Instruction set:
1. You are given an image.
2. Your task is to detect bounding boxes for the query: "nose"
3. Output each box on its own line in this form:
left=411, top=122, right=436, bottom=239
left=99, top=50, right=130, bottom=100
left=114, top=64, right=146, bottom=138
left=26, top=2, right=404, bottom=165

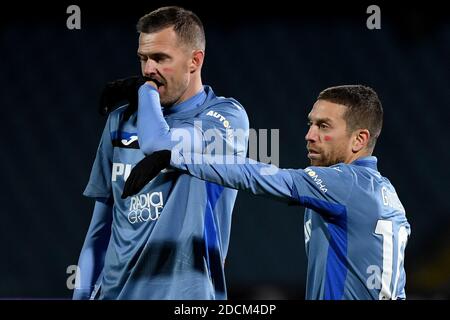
left=143, top=59, right=158, bottom=77
left=305, top=125, right=317, bottom=143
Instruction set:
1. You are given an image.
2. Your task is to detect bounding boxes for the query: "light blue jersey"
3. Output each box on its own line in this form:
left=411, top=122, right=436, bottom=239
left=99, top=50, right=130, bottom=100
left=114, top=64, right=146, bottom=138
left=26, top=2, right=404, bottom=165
left=171, top=153, right=411, bottom=300
left=82, top=86, right=249, bottom=299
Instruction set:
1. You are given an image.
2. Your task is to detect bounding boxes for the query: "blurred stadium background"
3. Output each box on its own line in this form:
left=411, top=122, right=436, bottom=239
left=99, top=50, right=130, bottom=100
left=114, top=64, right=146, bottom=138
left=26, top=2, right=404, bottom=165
left=0, top=1, right=449, bottom=299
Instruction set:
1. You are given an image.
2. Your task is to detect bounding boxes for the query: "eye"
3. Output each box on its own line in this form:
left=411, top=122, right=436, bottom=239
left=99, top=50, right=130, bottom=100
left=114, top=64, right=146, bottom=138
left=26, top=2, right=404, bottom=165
left=319, top=123, right=329, bottom=129
left=151, top=54, right=171, bottom=63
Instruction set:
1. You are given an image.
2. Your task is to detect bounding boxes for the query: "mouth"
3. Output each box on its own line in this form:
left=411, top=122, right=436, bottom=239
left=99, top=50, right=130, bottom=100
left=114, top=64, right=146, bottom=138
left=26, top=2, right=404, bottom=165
left=144, top=77, right=165, bottom=89
left=307, top=149, right=321, bottom=159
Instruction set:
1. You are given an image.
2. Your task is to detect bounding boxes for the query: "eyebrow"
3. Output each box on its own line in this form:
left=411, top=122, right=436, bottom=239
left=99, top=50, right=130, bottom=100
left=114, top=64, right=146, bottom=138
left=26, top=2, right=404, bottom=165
left=307, top=116, right=334, bottom=124
left=137, top=52, right=171, bottom=59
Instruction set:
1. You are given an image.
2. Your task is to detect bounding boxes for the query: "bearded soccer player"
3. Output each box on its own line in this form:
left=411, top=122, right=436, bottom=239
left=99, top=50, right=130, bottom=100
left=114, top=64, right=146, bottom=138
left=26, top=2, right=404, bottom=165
left=123, top=85, right=411, bottom=300
left=74, top=6, right=249, bottom=299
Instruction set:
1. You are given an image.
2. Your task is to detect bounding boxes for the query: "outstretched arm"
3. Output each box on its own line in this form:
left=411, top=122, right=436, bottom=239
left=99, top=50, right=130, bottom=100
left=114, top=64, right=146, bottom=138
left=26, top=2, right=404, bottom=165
left=171, top=152, right=297, bottom=202
left=121, top=150, right=297, bottom=202
left=123, top=150, right=354, bottom=222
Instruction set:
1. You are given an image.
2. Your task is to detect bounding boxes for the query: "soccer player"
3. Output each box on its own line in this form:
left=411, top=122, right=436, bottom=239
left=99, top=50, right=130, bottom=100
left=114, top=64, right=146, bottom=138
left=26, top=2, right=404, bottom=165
left=74, top=6, right=249, bottom=299
left=123, top=85, right=411, bottom=300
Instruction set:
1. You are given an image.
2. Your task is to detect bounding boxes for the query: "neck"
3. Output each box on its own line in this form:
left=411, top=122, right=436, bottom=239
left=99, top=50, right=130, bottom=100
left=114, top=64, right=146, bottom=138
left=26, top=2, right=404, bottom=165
left=346, top=149, right=372, bottom=164
left=177, top=74, right=203, bottom=105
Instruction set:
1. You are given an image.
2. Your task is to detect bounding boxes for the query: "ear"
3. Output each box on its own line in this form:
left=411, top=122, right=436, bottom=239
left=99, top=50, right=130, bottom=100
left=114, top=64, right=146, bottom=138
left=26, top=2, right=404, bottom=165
left=189, top=50, right=205, bottom=73
left=352, top=129, right=370, bottom=153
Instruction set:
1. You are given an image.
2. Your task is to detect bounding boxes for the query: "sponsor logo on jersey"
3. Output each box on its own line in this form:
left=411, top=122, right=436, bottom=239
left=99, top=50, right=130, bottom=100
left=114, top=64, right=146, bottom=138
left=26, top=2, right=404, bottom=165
left=206, top=110, right=231, bottom=129
left=111, top=163, right=165, bottom=223
left=121, top=135, right=138, bottom=146
left=304, top=168, right=328, bottom=193
left=111, top=131, right=140, bottom=149
left=205, top=110, right=235, bottom=142
left=128, top=191, right=164, bottom=224
left=112, top=163, right=132, bottom=182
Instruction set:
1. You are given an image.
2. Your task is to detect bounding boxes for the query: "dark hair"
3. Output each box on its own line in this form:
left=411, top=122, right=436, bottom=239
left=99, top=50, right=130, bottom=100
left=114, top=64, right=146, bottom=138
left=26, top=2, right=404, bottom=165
left=136, top=6, right=205, bottom=51
left=317, top=85, right=383, bottom=150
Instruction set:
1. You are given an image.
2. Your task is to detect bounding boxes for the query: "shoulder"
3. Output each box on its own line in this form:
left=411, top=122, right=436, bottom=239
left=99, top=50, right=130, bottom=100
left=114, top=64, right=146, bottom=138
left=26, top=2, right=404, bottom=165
left=302, top=163, right=353, bottom=179
left=204, top=97, right=247, bottom=117
left=106, top=104, right=129, bottom=129
left=203, top=86, right=247, bottom=115
left=109, top=104, right=128, bottom=119
left=289, top=164, right=355, bottom=191
left=199, top=93, right=249, bottom=130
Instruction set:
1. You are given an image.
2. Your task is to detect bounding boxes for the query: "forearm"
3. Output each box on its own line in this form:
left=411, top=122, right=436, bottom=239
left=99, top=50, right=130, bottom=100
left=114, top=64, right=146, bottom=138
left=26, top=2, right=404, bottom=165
left=73, top=199, right=112, bottom=300
left=170, top=151, right=295, bottom=200
left=137, top=84, right=174, bottom=154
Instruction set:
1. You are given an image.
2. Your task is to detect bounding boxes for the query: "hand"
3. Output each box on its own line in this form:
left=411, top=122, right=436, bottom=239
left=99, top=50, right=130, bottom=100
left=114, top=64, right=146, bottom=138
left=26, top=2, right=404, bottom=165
left=121, top=150, right=172, bottom=198
left=98, top=75, right=148, bottom=119
left=146, top=80, right=158, bottom=90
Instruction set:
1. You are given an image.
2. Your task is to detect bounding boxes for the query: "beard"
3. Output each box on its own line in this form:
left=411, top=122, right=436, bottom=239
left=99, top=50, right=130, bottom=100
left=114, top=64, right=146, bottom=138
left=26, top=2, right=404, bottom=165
left=160, top=98, right=177, bottom=108
left=159, top=80, right=189, bottom=108
left=309, top=151, right=347, bottom=167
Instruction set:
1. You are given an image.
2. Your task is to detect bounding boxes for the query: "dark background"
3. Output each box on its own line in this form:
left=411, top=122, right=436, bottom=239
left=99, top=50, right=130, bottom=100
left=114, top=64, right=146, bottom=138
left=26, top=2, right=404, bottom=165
left=0, top=0, right=449, bottom=299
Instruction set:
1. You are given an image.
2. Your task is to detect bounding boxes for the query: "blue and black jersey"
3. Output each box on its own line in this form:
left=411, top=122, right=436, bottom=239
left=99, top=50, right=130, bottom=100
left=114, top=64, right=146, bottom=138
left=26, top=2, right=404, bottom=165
left=82, top=86, right=249, bottom=299
left=171, top=153, right=411, bottom=300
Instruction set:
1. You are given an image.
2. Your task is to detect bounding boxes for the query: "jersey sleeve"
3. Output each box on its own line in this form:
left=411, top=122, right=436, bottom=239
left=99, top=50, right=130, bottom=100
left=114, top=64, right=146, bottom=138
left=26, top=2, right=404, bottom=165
left=289, top=165, right=355, bottom=220
left=73, top=199, right=112, bottom=300
left=137, top=84, right=249, bottom=157
left=137, top=84, right=173, bottom=155
left=172, top=100, right=249, bottom=159
left=83, top=114, right=114, bottom=199
left=171, top=152, right=297, bottom=203
left=171, top=152, right=355, bottom=215
left=196, top=100, right=249, bottom=157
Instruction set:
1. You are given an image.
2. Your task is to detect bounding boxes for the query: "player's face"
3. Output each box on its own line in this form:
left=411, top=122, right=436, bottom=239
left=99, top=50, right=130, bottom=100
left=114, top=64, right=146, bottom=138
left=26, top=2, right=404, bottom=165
left=305, top=100, right=354, bottom=167
left=138, top=27, right=194, bottom=107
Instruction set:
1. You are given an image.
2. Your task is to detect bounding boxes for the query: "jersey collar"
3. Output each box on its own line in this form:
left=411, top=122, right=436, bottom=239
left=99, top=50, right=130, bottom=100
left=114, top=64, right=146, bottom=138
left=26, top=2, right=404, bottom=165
left=351, top=156, right=378, bottom=171
left=163, top=87, right=208, bottom=116
left=164, top=86, right=218, bottom=120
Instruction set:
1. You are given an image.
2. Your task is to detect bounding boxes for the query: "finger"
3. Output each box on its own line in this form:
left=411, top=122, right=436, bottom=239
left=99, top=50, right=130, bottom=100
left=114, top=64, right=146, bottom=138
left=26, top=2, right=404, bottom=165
left=146, top=80, right=158, bottom=89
